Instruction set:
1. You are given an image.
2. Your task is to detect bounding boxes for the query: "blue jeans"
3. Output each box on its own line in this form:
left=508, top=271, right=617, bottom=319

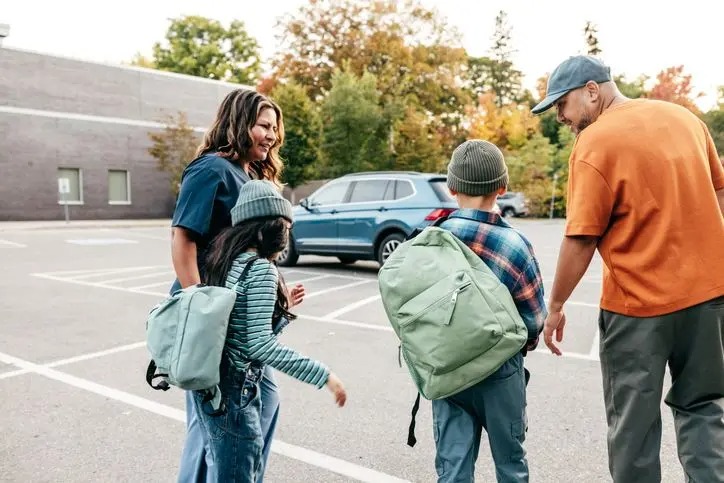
left=432, top=353, right=528, bottom=483
left=177, top=366, right=280, bottom=483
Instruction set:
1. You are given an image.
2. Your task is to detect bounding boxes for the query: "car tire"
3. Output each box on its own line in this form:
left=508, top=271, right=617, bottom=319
left=377, top=232, right=405, bottom=266
left=277, top=238, right=299, bottom=267
left=338, top=257, right=357, bottom=265
left=502, top=207, right=516, bottom=218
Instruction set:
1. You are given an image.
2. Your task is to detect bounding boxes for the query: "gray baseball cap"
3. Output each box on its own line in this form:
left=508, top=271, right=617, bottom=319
left=532, top=55, right=612, bottom=114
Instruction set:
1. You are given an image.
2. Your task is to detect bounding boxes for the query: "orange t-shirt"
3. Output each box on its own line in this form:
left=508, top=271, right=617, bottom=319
left=566, top=99, right=724, bottom=317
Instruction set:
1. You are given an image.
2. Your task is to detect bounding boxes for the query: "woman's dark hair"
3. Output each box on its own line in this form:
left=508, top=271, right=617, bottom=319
left=196, top=89, right=285, bottom=189
left=204, top=217, right=295, bottom=327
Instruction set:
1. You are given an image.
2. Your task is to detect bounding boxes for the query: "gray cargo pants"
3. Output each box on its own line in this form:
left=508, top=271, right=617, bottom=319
left=599, top=295, right=724, bottom=483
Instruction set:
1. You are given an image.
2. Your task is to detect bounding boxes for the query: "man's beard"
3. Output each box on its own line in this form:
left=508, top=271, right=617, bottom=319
left=573, top=111, right=594, bottom=135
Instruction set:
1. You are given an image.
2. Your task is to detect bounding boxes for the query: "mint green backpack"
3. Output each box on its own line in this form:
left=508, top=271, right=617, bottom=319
left=378, top=225, right=527, bottom=444
left=145, top=257, right=259, bottom=414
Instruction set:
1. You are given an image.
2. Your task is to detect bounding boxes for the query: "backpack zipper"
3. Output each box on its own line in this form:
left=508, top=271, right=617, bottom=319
left=399, top=280, right=471, bottom=327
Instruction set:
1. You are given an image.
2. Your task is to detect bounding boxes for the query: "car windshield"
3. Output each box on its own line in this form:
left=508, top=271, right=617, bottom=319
left=429, top=179, right=455, bottom=202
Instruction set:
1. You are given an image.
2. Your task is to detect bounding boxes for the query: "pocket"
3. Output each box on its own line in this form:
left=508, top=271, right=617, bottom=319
left=398, top=271, right=503, bottom=376
left=221, top=382, right=262, bottom=440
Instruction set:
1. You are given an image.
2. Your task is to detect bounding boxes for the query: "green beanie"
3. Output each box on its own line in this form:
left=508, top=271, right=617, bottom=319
left=231, top=180, right=293, bottom=226
left=446, top=140, right=508, bottom=196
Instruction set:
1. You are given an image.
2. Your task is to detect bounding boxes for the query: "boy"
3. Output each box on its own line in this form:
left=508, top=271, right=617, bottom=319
left=434, top=139, right=546, bottom=482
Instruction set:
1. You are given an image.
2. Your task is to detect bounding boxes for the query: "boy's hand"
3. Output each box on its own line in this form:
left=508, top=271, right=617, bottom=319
left=543, top=309, right=566, bottom=356
left=288, top=284, right=305, bottom=308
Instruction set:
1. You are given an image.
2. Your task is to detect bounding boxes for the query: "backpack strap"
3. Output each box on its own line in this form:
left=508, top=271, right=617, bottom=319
left=232, top=255, right=260, bottom=287
left=407, top=393, right=422, bottom=447
left=405, top=215, right=450, bottom=241
left=145, top=360, right=170, bottom=391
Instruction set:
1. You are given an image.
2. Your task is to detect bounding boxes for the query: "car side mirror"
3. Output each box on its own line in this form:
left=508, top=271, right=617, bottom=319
left=300, top=198, right=311, bottom=211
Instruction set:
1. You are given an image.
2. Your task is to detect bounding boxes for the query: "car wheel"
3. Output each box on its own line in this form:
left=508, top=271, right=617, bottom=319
left=377, top=232, right=404, bottom=266
left=277, top=238, right=299, bottom=267
left=502, top=207, right=516, bottom=218
left=338, top=257, right=357, bottom=265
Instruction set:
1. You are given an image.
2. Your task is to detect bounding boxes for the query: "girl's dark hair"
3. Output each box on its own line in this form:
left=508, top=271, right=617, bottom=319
left=204, top=217, right=295, bottom=327
left=196, top=89, right=285, bottom=189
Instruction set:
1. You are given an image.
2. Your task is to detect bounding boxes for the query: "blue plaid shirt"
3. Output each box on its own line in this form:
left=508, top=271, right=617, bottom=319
left=440, top=209, right=547, bottom=346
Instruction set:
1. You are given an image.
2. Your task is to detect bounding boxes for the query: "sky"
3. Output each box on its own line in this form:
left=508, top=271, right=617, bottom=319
left=3, top=0, right=723, bottom=110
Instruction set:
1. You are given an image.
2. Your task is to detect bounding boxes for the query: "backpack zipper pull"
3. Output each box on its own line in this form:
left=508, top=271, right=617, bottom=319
left=444, top=288, right=460, bottom=325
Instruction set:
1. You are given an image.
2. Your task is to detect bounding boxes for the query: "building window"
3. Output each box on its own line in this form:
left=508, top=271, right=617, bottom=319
left=108, top=169, right=131, bottom=204
left=57, top=168, right=83, bottom=204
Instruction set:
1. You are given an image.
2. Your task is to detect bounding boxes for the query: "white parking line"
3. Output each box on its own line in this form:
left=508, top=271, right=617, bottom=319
left=298, top=314, right=394, bottom=333
left=323, top=295, right=382, bottom=319
left=589, top=331, right=600, bottom=358
left=129, top=280, right=174, bottom=291
left=284, top=274, right=330, bottom=285
left=0, top=239, right=27, bottom=247
left=98, top=270, right=174, bottom=285
left=66, top=266, right=167, bottom=280
left=304, top=280, right=377, bottom=299
left=46, top=342, right=147, bottom=368
left=0, top=368, right=31, bottom=380
left=280, top=268, right=374, bottom=282
left=0, top=350, right=410, bottom=483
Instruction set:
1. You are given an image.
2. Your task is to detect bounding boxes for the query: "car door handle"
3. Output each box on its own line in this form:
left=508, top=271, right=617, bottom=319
left=330, top=209, right=338, bottom=214
left=379, top=206, right=387, bottom=212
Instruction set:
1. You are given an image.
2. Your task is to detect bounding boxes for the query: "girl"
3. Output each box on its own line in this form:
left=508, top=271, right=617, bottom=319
left=196, top=179, right=347, bottom=482
left=171, top=89, right=299, bottom=482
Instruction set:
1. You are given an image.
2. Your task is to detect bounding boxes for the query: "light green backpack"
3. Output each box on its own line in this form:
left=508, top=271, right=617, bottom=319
left=378, top=225, right=527, bottom=444
left=145, top=256, right=259, bottom=414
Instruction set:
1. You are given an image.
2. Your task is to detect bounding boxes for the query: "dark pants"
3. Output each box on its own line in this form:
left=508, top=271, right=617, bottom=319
left=599, top=296, right=724, bottom=483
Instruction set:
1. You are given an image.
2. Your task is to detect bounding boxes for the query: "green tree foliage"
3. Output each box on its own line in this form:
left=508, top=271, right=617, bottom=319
left=151, top=15, right=261, bottom=84
left=269, top=82, right=322, bottom=198
left=319, top=68, right=387, bottom=178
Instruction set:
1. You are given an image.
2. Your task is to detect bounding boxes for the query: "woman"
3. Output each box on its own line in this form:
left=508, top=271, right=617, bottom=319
left=170, top=89, right=295, bottom=482
left=195, top=180, right=346, bottom=482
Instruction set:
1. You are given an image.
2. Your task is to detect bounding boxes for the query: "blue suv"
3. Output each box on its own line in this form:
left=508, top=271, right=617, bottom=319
left=278, top=171, right=458, bottom=266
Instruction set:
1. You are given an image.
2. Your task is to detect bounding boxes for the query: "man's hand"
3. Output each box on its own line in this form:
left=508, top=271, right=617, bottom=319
left=288, top=284, right=305, bottom=308
left=543, top=308, right=566, bottom=356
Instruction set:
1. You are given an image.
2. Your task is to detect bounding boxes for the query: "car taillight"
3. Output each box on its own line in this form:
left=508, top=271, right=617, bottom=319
left=425, top=208, right=456, bottom=221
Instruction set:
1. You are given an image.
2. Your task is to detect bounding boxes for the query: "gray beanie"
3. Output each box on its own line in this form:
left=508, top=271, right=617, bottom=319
left=231, top=180, right=293, bottom=226
left=446, top=140, right=508, bottom=196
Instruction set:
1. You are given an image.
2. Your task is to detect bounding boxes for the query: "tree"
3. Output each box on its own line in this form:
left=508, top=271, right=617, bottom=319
left=151, top=15, right=261, bottom=84
left=390, top=107, right=446, bottom=172
left=487, top=11, right=523, bottom=107
left=583, top=21, right=602, bottom=56
left=272, top=0, right=470, bottom=157
left=702, top=86, right=724, bottom=156
left=505, top=134, right=557, bottom=216
left=269, top=82, right=322, bottom=201
left=648, top=65, right=703, bottom=114
left=147, top=112, right=200, bottom=196
left=467, top=93, right=539, bottom=151
left=615, top=74, right=649, bottom=99
left=319, top=68, right=387, bottom=178
left=129, top=52, right=154, bottom=68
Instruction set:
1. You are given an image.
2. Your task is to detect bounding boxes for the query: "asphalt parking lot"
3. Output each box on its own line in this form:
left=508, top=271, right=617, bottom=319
left=0, top=220, right=685, bottom=482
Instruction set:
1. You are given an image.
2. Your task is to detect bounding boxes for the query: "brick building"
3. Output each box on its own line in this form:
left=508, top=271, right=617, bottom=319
left=0, top=46, right=249, bottom=221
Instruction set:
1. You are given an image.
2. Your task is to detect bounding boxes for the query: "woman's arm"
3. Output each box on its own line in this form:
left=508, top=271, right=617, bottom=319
left=171, top=227, right=201, bottom=288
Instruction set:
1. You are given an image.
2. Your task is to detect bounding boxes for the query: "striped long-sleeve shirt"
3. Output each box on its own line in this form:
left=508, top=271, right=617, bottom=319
left=224, top=251, right=329, bottom=388
left=440, top=209, right=547, bottom=346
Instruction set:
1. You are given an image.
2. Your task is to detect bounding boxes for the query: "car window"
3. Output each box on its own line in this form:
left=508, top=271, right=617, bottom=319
left=429, top=180, right=454, bottom=202
left=348, top=179, right=389, bottom=203
left=311, top=181, right=350, bottom=205
left=393, top=180, right=414, bottom=199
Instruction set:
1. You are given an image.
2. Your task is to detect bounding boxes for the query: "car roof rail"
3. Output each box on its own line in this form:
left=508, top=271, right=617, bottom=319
left=341, top=171, right=423, bottom=177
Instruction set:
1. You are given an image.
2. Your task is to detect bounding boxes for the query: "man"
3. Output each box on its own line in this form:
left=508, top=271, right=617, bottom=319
left=532, top=55, right=724, bottom=483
